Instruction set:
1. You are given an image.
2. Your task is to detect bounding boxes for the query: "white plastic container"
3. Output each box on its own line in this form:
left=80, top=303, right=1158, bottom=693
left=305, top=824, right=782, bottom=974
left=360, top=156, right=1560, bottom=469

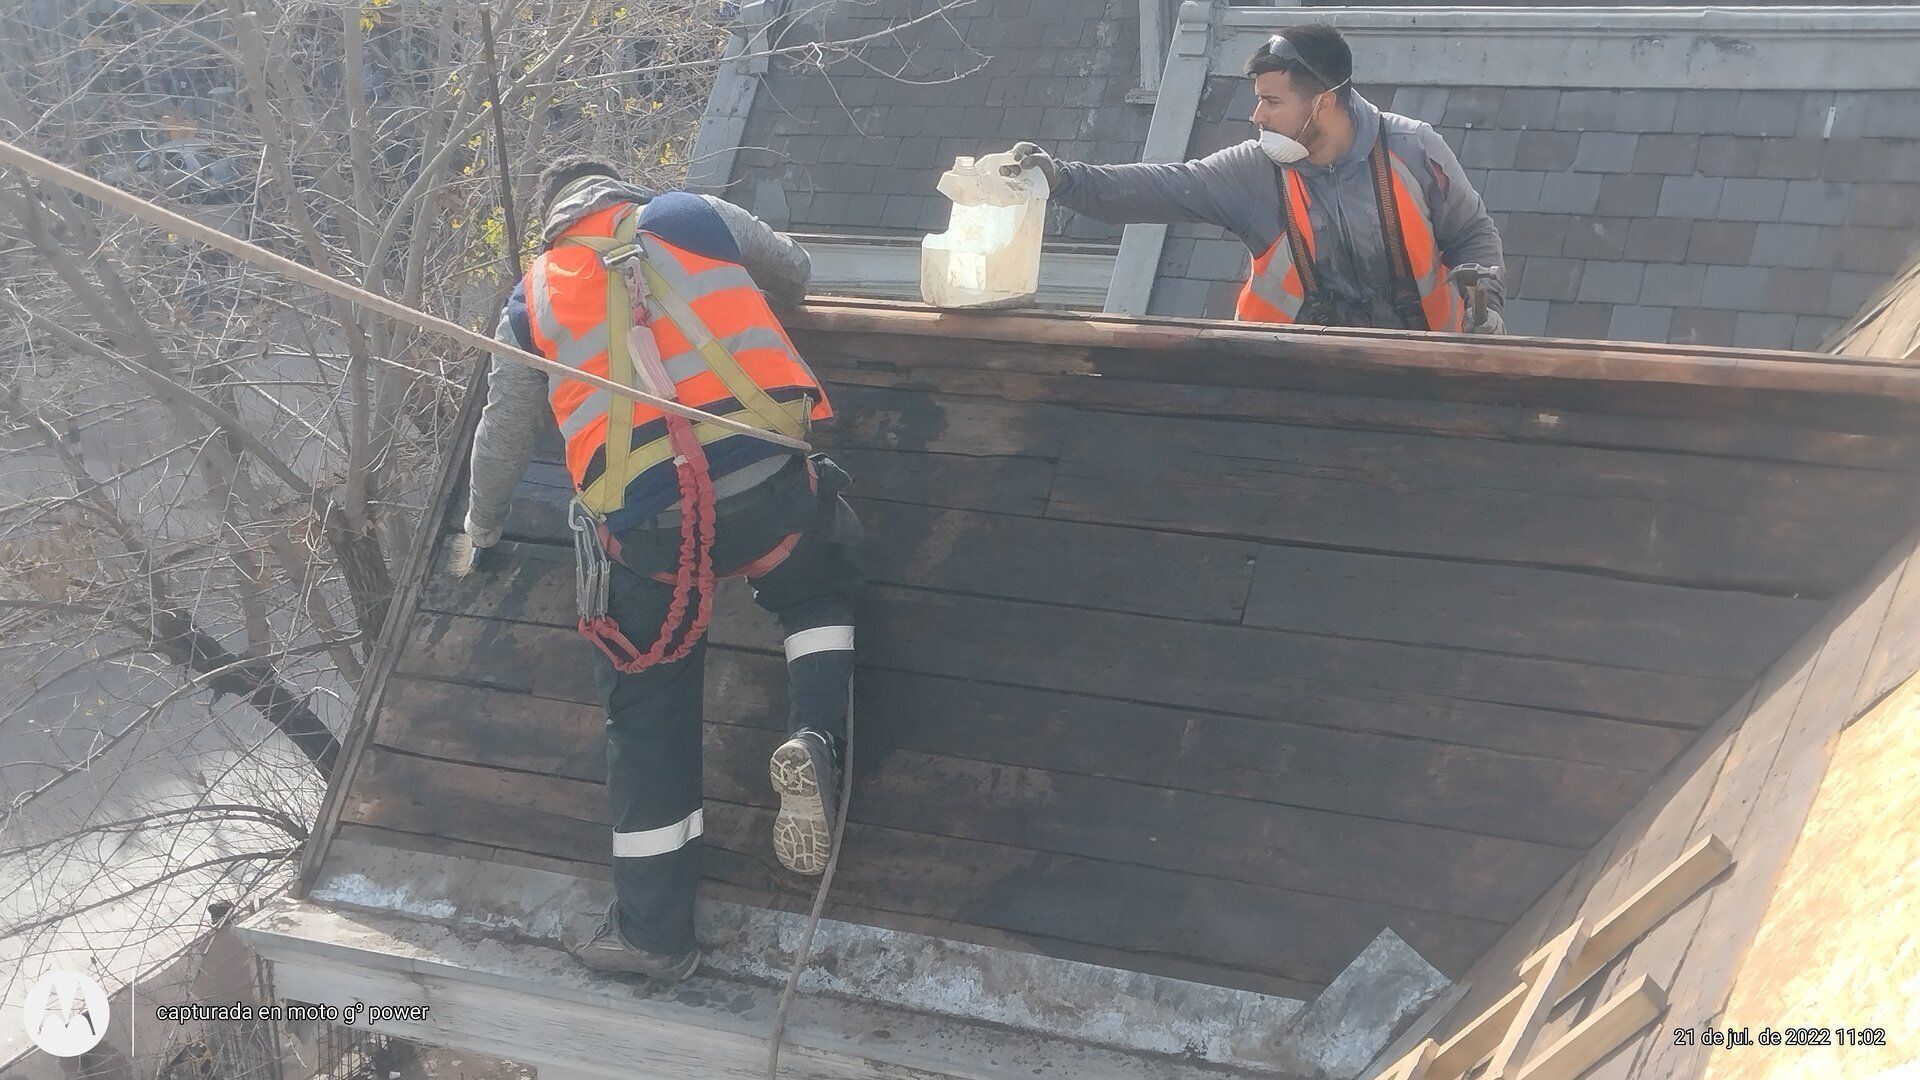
left=920, top=151, right=1050, bottom=309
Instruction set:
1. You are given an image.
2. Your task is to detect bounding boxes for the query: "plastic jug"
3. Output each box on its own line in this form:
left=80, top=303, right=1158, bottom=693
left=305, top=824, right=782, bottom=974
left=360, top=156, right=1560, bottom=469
left=920, top=151, right=1050, bottom=309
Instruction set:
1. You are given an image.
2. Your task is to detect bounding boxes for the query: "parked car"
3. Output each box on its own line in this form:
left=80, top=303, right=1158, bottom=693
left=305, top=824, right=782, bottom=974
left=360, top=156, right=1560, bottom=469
left=109, top=136, right=251, bottom=204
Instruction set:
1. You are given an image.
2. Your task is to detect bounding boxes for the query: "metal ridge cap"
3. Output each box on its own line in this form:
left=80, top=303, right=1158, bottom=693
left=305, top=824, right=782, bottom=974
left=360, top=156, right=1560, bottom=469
left=1220, top=6, right=1920, bottom=32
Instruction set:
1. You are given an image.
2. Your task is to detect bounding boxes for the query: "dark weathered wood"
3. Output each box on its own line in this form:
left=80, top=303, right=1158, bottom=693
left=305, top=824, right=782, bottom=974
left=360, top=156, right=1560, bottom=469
left=811, top=362, right=1920, bottom=472
left=331, top=820, right=1323, bottom=999
left=414, top=568, right=1743, bottom=728
left=1242, top=546, right=1822, bottom=678
left=1042, top=406, right=1911, bottom=596
left=372, top=674, right=1579, bottom=920
left=308, top=297, right=1920, bottom=1015
left=783, top=299, right=1920, bottom=403
left=343, top=746, right=1507, bottom=988
left=474, top=490, right=1263, bottom=625
left=297, top=353, right=493, bottom=896
left=393, top=619, right=1663, bottom=847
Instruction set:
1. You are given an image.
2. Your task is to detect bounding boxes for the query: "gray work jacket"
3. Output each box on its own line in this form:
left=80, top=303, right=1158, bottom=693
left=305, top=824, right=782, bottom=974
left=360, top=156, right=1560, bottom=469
left=1052, top=92, right=1506, bottom=327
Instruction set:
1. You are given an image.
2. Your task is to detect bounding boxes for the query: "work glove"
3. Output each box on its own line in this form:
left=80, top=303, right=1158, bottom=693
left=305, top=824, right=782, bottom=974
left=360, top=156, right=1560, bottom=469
left=1002, top=141, right=1060, bottom=187
left=1465, top=308, right=1506, bottom=336
left=450, top=513, right=503, bottom=578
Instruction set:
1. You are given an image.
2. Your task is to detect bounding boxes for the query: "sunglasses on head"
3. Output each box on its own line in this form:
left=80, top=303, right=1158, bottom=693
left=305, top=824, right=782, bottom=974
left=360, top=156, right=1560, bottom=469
left=1260, top=35, right=1346, bottom=95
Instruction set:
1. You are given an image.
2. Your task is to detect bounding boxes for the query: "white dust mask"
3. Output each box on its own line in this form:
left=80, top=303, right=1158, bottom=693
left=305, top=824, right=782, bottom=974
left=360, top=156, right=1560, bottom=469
left=1256, top=82, right=1347, bottom=165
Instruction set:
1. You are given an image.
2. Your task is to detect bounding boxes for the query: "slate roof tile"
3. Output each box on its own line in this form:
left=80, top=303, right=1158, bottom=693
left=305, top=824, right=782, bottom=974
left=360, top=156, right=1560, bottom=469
left=1763, top=268, right=1835, bottom=317
left=1562, top=216, right=1632, bottom=261
left=1820, top=140, right=1920, bottom=183
left=1670, top=307, right=1738, bottom=346
left=1632, top=134, right=1700, bottom=176
left=1848, top=184, right=1920, bottom=228
left=1484, top=171, right=1548, bottom=213
left=1719, top=178, right=1789, bottom=222
left=1831, top=270, right=1889, bottom=317
left=1595, top=174, right=1662, bottom=218
left=1615, top=91, right=1681, bottom=133
left=1695, top=136, right=1766, bottom=178
left=1673, top=90, right=1742, bottom=134
left=1497, top=89, right=1561, bottom=130
left=1520, top=257, right=1584, bottom=302
left=1641, top=264, right=1708, bottom=308
left=1514, top=130, right=1581, bottom=171
left=1573, top=132, right=1640, bottom=173
left=1834, top=226, right=1920, bottom=275
left=1658, top=176, right=1724, bottom=219
left=1780, top=180, right=1852, bottom=225
left=1546, top=301, right=1613, bottom=338
left=1608, top=305, right=1675, bottom=342
left=1689, top=221, right=1758, bottom=265
left=1752, top=223, right=1824, bottom=269
left=1555, top=90, right=1621, bottom=131
left=1627, top=217, right=1693, bottom=264
left=1755, top=137, right=1826, bottom=181
left=1189, top=239, right=1249, bottom=281
left=1735, top=311, right=1799, bottom=348
left=1503, top=298, right=1551, bottom=336
left=1702, top=265, right=1771, bottom=310
left=1503, top=212, right=1570, bottom=257
left=1860, top=91, right=1920, bottom=137
left=1794, top=315, right=1844, bottom=351
left=1576, top=260, right=1647, bottom=304
left=1733, top=92, right=1804, bottom=137
left=1537, top=172, right=1603, bottom=215
left=1444, top=87, right=1507, bottom=128
left=1459, top=129, right=1521, bottom=170
left=1393, top=87, right=1450, bottom=125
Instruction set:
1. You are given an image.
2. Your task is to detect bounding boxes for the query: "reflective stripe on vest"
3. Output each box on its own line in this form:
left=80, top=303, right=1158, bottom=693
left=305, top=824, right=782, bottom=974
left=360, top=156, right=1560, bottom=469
left=524, top=202, right=831, bottom=514
left=1235, top=151, right=1464, bottom=331
left=1237, top=170, right=1316, bottom=323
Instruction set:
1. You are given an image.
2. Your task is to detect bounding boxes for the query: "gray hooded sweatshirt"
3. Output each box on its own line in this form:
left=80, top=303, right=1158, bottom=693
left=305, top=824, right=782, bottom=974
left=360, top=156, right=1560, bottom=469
left=464, top=177, right=812, bottom=546
left=1052, top=91, right=1505, bottom=327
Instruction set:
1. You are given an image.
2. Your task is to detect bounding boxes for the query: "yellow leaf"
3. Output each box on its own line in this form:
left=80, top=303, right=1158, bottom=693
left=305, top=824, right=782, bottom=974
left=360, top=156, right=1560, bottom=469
left=360, top=15, right=374, bottom=31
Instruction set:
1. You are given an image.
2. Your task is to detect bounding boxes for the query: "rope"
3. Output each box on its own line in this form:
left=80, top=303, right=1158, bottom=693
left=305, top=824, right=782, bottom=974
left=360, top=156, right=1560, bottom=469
left=0, top=135, right=809, bottom=454
left=578, top=420, right=719, bottom=672
left=765, top=675, right=855, bottom=1080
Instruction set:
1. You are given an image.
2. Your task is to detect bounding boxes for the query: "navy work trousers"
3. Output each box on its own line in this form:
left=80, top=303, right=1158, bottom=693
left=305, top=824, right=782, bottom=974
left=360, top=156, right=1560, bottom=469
left=590, top=453, right=864, bottom=956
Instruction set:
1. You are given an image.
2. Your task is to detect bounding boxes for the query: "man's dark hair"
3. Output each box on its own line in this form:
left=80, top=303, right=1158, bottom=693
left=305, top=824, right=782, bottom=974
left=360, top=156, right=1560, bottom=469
left=1245, top=24, right=1353, bottom=102
left=534, top=154, right=623, bottom=219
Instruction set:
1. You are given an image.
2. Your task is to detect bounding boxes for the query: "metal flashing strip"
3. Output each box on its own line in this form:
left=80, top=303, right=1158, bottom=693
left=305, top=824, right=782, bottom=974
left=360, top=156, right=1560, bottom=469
left=294, top=837, right=1311, bottom=1073
left=239, top=895, right=1303, bottom=1080
left=799, top=236, right=1118, bottom=308
left=1108, top=0, right=1219, bottom=315
left=1215, top=7, right=1920, bottom=90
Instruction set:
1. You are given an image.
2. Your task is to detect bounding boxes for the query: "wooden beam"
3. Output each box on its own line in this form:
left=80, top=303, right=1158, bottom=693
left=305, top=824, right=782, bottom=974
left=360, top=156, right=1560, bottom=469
left=684, top=0, right=771, bottom=195
left=1106, top=1, right=1214, bottom=315
left=1430, top=982, right=1528, bottom=1078
left=1375, top=1038, right=1437, bottom=1080
left=1518, top=835, right=1734, bottom=1003
left=1488, top=921, right=1588, bottom=1079
left=781, top=298, right=1920, bottom=402
left=1513, top=975, right=1666, bottom=1080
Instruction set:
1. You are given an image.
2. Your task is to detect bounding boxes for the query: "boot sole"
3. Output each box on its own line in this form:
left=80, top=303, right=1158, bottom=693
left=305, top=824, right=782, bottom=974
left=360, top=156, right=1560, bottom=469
left=567, top=941, right=702, bottom=983
left=770, top=740, right=832, bottom=875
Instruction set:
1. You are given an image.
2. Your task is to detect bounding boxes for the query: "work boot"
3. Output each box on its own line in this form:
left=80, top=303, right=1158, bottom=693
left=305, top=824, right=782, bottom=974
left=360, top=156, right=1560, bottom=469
left=769, top=729, right=843, bottom=875
left=565, top=904, right=701, bottom=982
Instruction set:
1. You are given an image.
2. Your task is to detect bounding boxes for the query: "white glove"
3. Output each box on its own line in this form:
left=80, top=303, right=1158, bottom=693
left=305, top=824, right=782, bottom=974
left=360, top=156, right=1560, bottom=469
left=462, top=511, right=503, bottom=550
left=1466, top=308, right=1506, bottom=336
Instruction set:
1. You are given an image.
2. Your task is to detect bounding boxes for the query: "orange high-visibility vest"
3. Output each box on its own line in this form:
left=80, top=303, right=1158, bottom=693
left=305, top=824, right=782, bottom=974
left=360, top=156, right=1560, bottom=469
left=524, top=201, right=831, bottom=514
left=1236, top=146, right=1465, bottom=332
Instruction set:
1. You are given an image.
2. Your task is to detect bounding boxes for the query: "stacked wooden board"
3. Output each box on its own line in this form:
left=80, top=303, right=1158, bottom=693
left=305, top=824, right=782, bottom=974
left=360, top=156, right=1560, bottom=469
left=304, top=300, right=1920, bottom=1000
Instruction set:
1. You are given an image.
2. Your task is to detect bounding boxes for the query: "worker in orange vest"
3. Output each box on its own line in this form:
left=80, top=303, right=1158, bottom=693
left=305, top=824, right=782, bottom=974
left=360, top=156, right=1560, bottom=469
left=1006, top=24, right=1506, bottom=332
left=461, top=156, right=863, bottom=982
